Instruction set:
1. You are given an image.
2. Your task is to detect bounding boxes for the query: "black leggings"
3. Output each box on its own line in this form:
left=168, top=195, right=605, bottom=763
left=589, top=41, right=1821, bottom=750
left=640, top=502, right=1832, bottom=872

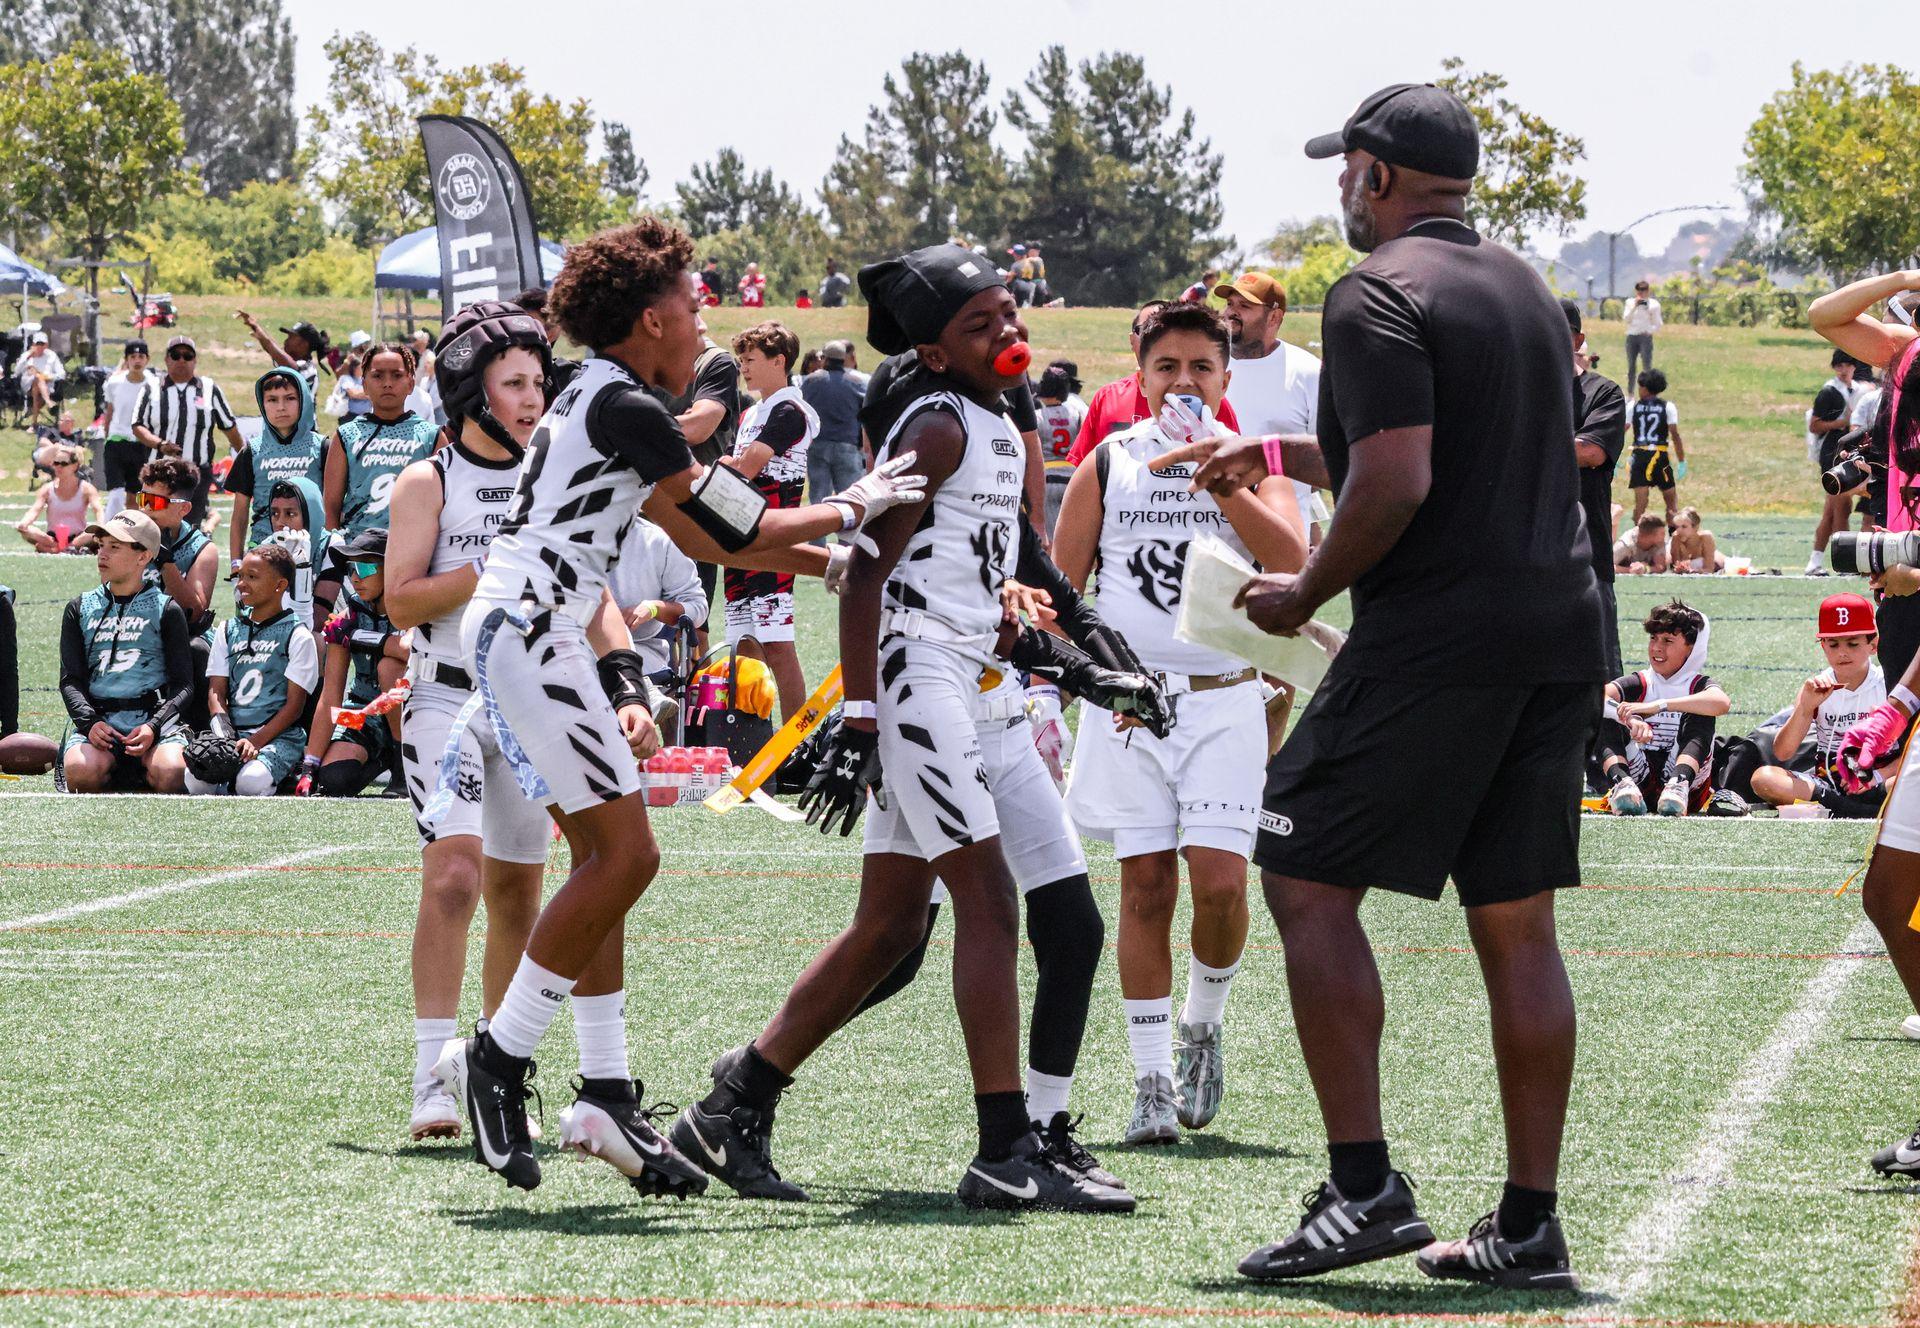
left=1598, top=712, right=1715, bottom=791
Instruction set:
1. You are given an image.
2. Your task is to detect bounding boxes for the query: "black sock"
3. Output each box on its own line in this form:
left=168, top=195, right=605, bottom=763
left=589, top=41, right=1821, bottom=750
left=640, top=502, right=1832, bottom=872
left=1497, top=1182, right=1557, bottom=1239
left=1024, top=875, right=1103, bottom=1079
left=473, top=1029, right=528, bottom=1076
left=579, top=1075, right=635, bottom=1101
left=975, top=1090, right=1031, bottom=1162
left=705, top=1043, right=791, bottom=1114
left=1328, top=1140, right=1391, bottom=1198
left=847, top=904, right=940, bottom=1021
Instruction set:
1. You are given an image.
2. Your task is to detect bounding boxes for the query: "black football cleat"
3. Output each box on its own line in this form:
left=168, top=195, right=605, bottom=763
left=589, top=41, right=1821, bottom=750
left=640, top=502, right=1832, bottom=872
left=957, top=1131, right=1134, bottom=1213
left=1037, top=1111, right=1128, bottom=1192
left=1872, top=1124, right=1920, bottom=1178
left=670, top=1095, right=808, bottom=1201
left=1238, top=1172, right=1433, bottom=1280
left=432, top=1033, right=541, bottom=1191
left=1416, top=1209, right=1580, bottom=1291
left=557, top=1079, right=708, bottom=1199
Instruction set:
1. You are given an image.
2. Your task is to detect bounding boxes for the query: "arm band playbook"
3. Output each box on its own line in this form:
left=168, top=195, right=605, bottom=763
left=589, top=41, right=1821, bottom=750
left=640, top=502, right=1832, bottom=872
left=678, top=462, right=767, bottom=553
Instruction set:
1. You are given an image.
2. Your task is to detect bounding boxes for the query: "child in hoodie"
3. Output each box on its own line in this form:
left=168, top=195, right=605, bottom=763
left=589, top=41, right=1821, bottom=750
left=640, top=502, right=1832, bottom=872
left=262, top=478, right=330, bottom=629
left=1597, top=600, right=1732, bottom=816
left=228, top=367, right=324, bottom=572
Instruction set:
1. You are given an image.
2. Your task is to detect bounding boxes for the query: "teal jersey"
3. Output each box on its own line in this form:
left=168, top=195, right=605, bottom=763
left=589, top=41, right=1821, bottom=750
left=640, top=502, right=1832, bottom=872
left=148, top=522, right=215, bottom=635
left=76, top=583, right=172, bottom=704
left=337, top=413, right=440, bottom=535
left=219, top=609, right=314, bottom=732
left=337, top=590, right=393, bottom=706
left=239, top=432, right=325, bottom=546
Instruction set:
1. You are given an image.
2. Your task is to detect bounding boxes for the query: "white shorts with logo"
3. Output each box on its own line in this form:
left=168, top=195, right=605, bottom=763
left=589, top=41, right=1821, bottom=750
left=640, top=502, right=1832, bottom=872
left=462, top=599, right=643, bottom=816
left=867, top=636, right=1004, bottom=860
left=1877, top=733, right=1920, bottom=855
left=724, top=590, right=796, bottom=645
left=866, top=681, right=1087, bottom=901
left=1067, top=679, right=1264, bottom=860
left=400, top=675, right=553, bottom=863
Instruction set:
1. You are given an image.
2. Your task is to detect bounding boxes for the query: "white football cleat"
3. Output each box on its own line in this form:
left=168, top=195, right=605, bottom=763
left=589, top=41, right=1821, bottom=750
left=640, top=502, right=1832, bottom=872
left=1900, top=1015, right=1920, bottom=1041
left=410, top=1082, right=461, bottom=1141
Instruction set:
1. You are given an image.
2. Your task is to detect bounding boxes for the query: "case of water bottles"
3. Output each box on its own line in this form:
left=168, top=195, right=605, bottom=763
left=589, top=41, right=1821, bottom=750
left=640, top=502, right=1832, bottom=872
left=641, top=745, right=737, bottom=807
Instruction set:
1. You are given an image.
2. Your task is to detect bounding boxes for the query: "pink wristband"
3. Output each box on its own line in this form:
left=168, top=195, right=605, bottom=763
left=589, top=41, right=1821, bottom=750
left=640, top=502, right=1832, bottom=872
left=1260, top=434, right=1286, bottom=479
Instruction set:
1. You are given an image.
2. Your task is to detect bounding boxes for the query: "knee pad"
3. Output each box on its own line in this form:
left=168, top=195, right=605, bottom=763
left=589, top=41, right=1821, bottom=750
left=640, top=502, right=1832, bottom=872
left=234, top=760, right=277, bottom=797
left=315, top=758, right=369, bottom=798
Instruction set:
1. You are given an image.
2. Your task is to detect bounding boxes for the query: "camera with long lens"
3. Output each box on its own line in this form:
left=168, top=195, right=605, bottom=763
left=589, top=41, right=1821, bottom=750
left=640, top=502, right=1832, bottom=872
left=1828, top=529, right=1920, bottom=576
left=1822, top=427, right=1874, bottom=495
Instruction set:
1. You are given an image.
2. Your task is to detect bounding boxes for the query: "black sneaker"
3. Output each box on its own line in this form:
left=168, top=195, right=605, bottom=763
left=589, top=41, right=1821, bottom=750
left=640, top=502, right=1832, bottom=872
left=1703, top=788, right=1750, bottom=817
left=1238, top=1172, right=1433, bottom=1280
left=1416, top=1209, right=1580, bottom=1291
left=557, top=1079, right=708, bottom=1199
left=670, top=1097, right=808, bottom=1201
left=432, top=1033, right=541, bottom=1191
left=709, top=1046, right=774, bottom=1144
left=957, top=1130, right=1135, bottom=1213
left=1038, top=1111, right=1128, bottom=1191
left=1872, top=1124, right=1920, bottom=1178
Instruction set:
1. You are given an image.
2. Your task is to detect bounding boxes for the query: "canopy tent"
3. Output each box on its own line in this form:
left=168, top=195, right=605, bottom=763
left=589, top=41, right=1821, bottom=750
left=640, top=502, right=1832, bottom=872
left=0, top=243, right=66, bottom=298
left=375, top=226, right=564, bottom=293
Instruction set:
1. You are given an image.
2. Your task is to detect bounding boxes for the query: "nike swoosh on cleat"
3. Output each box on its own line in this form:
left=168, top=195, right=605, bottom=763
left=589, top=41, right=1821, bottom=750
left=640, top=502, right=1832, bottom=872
left=690, top=1123, right=727, bottom=1169
left=966, top=1166, right=1039, bottom=1200
left=477, top=1115, right=516, bottom=1171
left=1896, top=1143, right=1920, bottom=1165
left=618, top=1122, right=665, bottom=1156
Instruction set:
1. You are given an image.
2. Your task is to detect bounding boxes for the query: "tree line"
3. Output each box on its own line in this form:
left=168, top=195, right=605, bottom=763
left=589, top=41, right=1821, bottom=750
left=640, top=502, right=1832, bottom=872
left=0, top=11, right=1911, bottom=311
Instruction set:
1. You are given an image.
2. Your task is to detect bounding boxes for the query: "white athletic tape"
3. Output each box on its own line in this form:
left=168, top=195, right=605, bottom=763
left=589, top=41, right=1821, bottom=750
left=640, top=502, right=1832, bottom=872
left=1589, top=916, right=1879, bottom=1311
left=0, top=845, right=346, bottom=931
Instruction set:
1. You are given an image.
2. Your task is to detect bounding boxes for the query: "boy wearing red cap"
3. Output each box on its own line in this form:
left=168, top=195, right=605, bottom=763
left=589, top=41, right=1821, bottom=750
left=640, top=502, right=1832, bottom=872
left=1749, top=593, right=1886, bottom=816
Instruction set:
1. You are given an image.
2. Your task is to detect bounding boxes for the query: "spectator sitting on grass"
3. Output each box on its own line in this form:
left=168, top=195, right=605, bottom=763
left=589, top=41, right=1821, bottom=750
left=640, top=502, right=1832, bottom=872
left=1597, top=601, right=1732, bottom=817
left=1614, top=513, right=1670, bottom=575
left=1668, top=506, right=1724, bottom=574
left=300, top=528, right=406, bottom=798
left=15, top=444, right=101, bottom=553
left=58, top=511, right=191, bottom=794
left=31, top=410, right=84, bottom=480
left=186, top=543, right=318, bottom=797
left=1748, top=593, right=1888, bottom=819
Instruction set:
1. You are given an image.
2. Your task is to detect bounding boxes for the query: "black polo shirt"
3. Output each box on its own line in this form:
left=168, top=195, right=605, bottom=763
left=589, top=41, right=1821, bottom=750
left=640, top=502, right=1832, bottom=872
left=1574, top=368, right=1627, bottom=582
left=1316, top=217, right=1604, bottom=683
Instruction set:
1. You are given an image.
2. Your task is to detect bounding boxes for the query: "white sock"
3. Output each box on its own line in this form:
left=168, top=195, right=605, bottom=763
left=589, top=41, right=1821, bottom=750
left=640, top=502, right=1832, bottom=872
left=1807, top=549, right=1825, bottom=573
left=1026, top=1068, right=1072, bottom=1126
left=570, top=991, right=630, bottom=1083
left=1124, top=997, right=1173, bottom=1081
left=1182, top=955, right=1241, bottom=1027
left=486, top=955, right=575, bottom=1059
left=414, top=1017, right=458, bottom=1094
left=103, top=489, right=125, bottom=520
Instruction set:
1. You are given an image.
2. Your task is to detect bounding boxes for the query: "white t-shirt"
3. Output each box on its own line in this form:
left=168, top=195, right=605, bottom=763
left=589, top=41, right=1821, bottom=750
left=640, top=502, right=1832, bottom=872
left=17, top=347, right=62, bottom=386
left=1223, top=340, right=1327, bottom=525
left=103, top=369, right=151, bottom=440
left=1813, top=662, right=1887, bottom=786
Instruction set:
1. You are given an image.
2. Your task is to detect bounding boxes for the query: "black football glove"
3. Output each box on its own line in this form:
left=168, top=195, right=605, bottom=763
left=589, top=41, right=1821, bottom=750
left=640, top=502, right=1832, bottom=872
left=797, top=722, right=882, bottom=837
left=1009, top=625, right=1174, bottom=739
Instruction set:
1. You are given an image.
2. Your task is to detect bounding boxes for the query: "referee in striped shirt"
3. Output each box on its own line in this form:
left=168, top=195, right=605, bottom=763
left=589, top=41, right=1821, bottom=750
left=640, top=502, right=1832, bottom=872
left=133, top=334, right=244, bottom=525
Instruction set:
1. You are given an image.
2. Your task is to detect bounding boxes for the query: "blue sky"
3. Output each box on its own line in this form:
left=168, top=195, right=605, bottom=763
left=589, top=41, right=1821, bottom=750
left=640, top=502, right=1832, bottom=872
left=290, top=0, right=1885, bottom=259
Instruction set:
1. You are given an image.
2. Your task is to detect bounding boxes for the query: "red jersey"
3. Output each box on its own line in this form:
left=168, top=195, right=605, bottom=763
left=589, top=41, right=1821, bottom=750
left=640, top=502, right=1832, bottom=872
left=1064, top=373, right=1240, bottom=466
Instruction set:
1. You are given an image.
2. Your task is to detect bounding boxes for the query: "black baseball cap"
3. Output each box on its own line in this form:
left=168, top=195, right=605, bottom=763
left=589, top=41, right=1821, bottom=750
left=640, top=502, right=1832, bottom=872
left=279, top=321, right=329, bottom=351
left=1559, top=298, right=1583, bottom=335
left=339, top=526, right=389, bottom=561
left=1305, top=83, right=1480, bottom=180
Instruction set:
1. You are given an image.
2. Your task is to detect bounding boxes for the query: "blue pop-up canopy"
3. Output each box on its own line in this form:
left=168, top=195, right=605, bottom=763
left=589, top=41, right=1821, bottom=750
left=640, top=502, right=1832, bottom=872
left=375, top=225, right=564, bottom=293
left=0, top=242, right=66, bottom=297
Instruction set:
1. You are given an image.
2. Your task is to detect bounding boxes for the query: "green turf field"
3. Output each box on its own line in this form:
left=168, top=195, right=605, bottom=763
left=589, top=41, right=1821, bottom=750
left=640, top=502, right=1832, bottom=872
left=4, top=529, right=1920, bottom=1326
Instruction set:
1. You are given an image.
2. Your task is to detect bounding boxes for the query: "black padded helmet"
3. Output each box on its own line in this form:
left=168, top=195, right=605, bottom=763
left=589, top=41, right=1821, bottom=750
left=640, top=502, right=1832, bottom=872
left=434, top=300, right=551, bottom=449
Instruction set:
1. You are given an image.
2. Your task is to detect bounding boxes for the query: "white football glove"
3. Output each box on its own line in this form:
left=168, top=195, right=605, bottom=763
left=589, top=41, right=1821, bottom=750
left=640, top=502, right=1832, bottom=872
left=824, top=533, right=878, bottom=596
left=828, top=451, right=927, bottom=529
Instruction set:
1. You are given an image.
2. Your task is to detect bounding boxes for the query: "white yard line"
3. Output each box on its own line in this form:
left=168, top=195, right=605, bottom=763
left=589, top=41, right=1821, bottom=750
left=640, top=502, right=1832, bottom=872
left=1588, top=916, right=1880, bottom=1312
left=0, top=845, right=345, bottom=932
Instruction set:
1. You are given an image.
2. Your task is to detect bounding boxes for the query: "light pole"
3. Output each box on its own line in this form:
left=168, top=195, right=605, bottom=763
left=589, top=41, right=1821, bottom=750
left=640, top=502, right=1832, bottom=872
left=1605, top=204, right=1734, bottom=301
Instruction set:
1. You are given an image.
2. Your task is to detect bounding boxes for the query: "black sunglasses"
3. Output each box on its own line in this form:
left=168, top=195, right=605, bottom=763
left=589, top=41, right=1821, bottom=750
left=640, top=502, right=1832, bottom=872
left=167, top=348, right=196, bottom=361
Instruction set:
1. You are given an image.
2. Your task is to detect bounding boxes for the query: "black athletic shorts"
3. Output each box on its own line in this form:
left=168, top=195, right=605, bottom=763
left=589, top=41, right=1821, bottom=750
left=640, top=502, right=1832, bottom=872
left=103, top=439, right=149, bottom=492
left=1254, top=675, right=1601, bottom=906
left=1628, top=447, right=1674, bottom=491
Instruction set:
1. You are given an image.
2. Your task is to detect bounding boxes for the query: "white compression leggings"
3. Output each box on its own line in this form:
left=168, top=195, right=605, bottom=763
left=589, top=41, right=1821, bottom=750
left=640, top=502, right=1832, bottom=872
left=183, top=760, right=278, bottom=797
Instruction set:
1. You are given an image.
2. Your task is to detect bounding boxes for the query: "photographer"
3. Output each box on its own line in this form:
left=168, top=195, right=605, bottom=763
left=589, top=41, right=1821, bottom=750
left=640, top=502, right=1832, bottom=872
left=1806, top=351, right=1875, bottom=577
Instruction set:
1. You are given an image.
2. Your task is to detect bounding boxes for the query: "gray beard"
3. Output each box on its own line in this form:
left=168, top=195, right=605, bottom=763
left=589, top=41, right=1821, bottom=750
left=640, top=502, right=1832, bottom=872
left=1342, top=175, right=1379, bottom=253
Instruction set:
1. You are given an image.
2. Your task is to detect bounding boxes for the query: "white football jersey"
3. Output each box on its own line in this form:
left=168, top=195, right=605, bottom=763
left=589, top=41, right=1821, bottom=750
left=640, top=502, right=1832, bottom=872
left=1093, top=419, right=1253, bottom=675
left=1814, top=662, right=1887, bottom=785
left=410, top=441, right=522, bottom=667
left=734, top=385, right=817, bottom=495
left=879, top=390, right=1023, bottom=641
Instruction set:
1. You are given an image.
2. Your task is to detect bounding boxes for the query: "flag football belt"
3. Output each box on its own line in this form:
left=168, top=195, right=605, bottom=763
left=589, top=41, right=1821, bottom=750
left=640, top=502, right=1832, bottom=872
left=420, top=603, right=550, bottom=827
left=1157, top=666, right=1255, bottom=697
left=409, top=657, right=474, bottom=691
left=881, top=607, right=998, bottom=652
left=94, top=687, right=169, bottom=716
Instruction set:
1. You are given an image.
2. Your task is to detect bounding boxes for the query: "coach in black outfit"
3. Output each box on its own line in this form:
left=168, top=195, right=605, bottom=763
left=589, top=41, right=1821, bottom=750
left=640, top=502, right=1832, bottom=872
left=1567, top=298, right=1628, bottom=677
left=1166, top=84, right=1602, bottom=1290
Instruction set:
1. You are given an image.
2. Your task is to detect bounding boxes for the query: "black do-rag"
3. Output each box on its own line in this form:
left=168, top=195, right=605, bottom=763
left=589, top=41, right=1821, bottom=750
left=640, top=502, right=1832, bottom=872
left=859, top=244, right=1007, bottom=355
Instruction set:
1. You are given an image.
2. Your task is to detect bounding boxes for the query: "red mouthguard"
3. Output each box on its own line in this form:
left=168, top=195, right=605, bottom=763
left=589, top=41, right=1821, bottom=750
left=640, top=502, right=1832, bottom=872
left=993, top=342, right=1032, bottom=377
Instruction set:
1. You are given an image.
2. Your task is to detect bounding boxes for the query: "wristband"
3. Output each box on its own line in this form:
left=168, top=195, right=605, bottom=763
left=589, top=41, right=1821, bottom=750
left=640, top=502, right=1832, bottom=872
left=827, top=500, right=858, bottom=532
left=1260, top=434, right=1285, bottom=479
left=635, top=601, right=657, bottom=622
left=841, top=699, right=877, bottom=721
left=1895, top=685, right=1920, bottom=716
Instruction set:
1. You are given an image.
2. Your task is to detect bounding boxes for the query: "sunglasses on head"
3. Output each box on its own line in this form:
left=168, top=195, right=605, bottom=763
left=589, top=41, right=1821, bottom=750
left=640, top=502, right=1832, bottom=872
left=167, top=348, right=196, bottom=361
left=132, top=491, right=177, bottom=511
left=349, top=560, right=383, bottom=579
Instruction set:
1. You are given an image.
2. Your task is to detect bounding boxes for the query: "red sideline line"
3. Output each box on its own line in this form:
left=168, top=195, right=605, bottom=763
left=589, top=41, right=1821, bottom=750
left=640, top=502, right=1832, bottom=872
left=0, top=862, right=1839, bottom=896
left=0, top=924, right=1888, bottom=963
left=0, top=1284, right=1877, bottom=1328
